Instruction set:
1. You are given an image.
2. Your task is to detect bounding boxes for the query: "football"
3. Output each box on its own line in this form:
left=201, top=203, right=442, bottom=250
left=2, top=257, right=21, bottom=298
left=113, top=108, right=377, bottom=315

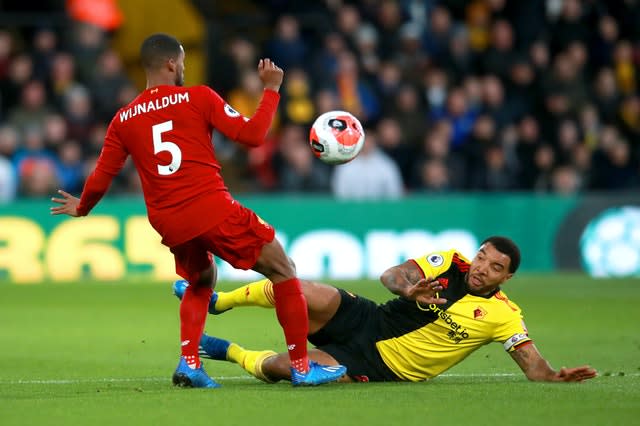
left=309, top=110, right=365, bottom=165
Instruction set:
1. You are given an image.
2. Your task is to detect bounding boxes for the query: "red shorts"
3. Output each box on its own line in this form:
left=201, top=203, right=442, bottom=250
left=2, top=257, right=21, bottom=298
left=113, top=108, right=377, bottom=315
left=169, top=201, right=275, bottom=283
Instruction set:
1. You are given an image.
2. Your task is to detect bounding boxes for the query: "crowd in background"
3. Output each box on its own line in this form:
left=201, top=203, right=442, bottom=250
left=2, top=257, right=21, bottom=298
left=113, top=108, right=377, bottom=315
left=1, top=0, right=640, bottom=202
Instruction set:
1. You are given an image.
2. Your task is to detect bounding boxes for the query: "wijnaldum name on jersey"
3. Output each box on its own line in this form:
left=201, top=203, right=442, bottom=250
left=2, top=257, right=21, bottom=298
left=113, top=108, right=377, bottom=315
left=119, top=93, right=190, bottom=123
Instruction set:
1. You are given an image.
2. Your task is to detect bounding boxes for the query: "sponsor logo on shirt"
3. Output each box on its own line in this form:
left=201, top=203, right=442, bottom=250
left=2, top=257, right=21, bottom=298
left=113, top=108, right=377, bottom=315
left=427, top=303, right=469, bottom=343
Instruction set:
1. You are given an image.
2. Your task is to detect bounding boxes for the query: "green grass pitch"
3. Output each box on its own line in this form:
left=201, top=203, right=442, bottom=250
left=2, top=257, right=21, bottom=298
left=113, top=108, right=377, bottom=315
left=1, top=274, right=639, bottom=426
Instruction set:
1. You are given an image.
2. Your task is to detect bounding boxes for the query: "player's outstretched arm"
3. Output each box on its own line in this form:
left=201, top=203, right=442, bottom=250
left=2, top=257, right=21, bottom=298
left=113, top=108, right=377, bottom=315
left=380, top=261, right=447, bottom=305
left=509, top=343, right=597, bottom=382
left=50, top=190, right=80, bottom=217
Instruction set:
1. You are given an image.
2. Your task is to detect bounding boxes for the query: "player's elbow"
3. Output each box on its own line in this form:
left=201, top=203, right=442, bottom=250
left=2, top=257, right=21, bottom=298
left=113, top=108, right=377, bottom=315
left=379, top=267, right=396, bottom=286
left=236, top=134, right=264, bottom=148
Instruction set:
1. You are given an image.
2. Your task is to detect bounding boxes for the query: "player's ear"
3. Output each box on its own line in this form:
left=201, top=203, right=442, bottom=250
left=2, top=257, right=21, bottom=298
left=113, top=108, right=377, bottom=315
left=166, top=58, right=177, bottom=73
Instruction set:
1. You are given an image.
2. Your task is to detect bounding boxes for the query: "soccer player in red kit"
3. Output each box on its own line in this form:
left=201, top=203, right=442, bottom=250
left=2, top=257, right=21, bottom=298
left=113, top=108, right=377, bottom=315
left=50, top=33, right=346, bottom=388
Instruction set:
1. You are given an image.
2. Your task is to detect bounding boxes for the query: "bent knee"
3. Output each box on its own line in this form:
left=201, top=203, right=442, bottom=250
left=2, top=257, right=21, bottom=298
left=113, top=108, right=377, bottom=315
left=194, top=264, right=216, bottom=288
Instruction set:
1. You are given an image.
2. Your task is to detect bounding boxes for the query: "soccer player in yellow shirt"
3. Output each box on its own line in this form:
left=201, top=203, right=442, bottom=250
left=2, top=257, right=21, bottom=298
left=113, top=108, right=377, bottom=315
left=173, top=236, right=597, bottom=383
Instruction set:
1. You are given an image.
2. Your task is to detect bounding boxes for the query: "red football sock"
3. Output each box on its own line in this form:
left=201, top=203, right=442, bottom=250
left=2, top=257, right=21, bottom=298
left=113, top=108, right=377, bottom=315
left=273, top=278, right=309, bottom=373
left=180, top=284, right=213, bottom=369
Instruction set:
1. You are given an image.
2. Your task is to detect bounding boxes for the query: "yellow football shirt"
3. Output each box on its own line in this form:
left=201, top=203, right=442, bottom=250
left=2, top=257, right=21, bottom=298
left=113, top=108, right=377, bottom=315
left=375, top=249, right=531, bottom=382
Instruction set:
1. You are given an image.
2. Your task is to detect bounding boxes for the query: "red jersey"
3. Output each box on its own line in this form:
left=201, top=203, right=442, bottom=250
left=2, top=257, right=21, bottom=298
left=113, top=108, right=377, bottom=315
left=76, top=85, right=279, bottom=247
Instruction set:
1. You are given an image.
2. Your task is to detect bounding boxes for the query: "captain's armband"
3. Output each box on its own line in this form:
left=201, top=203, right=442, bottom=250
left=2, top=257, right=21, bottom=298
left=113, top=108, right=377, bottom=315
left=503, top=333, right=531, bottom=352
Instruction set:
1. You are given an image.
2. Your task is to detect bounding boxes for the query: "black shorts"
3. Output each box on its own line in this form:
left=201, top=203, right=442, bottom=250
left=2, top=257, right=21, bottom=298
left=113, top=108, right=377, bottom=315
left=307, top=289, right=400, bottom=382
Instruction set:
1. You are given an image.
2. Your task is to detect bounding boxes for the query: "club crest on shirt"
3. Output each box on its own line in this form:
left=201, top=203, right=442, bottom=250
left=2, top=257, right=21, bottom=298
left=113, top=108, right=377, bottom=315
left=427, top=254, right=444, bottom=267
left=473, top=306, right=487, bottom=320
left=224, top=104, right=241, bottom=117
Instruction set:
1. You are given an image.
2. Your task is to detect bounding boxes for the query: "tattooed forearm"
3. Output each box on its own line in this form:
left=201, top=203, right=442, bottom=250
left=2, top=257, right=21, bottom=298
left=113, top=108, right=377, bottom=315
left=510, top=344, right=557, bottom=381
left=380, top=261, right=423, bottom=297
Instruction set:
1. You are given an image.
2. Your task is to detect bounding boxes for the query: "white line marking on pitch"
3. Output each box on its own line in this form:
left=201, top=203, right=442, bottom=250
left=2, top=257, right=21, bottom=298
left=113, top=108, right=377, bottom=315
left=2, top=372, right=637, bottom=385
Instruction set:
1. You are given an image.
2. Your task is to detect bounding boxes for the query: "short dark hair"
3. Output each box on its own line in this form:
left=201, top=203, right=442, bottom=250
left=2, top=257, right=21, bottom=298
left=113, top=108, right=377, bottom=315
left=140, top=33, right=182, bottom=70
left=481, top=236, right=521, bottom=273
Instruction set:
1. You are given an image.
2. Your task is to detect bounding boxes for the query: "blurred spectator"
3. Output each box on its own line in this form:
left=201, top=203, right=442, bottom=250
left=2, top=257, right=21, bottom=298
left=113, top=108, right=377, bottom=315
left=42, top=113, right=68, bottom=150
left=422, top=66, right=448, bottom=113
left=555, top=118, right=581, bottom=165
left=612, top=40, right=637, bottom=96
left=63, top=85, right=94, bottom=142
left=0, top=54, right=34, bottom=116
left=264, top=15, right=308, bottom=71
left=353, top=24, right=380, bottom=78
left=8, top=80, right=52, bottom=132
left=31, top=28, right=58, bottom=82
left=593, top=67, right=621, bottom=124
left=375, top=61, right=403, bottom=115
left=272, top=124, right=331, bottom=193
left=310, top=32, right=346, bottom=89
left=431, top=87, right=477, bottom=150
left=469, top=143, right=517, bottom=191
left=515, top=116, right=543, bottom=189
left=465, top=0, right=491, bottom=52
left=551, top=165, right=582, bottom=195
left=394, top=22, right=429, bottom=85
left=69, top=23, right=107, bottom=83
left=0, top=30, right=13, bottom=81
left=481, top=19, right=518, bottom=80
left=506, top=56, right=538, bottom=119
left=480, top=74, right=516, bottom=129
left=542, top=52, right=589, bottom=119
left=579, top=104, right=601, bottom=151
left=617, top=95, right=640, bottom=148
left=416, top=158, right=450, bottom=193
left=55, top=140, right=84, bottom=193
left=13, top=126, right=58, bottom=196
left=390, top=84, right=426, bottom=148
left=0, top=125, right=19, bottom=159
left=331, top=129, right=403, bottom=200
left=550, top=0, right=589, bottom=54
left=376, top=117, right=413, bottom=186
left=413, top=127, right=466, bottom=190
left=336, top=4, right=364, bottom=51
left=89, top=49, right=132, bottom=121
left=532, top=144, right=556, bottom=192
left=442, top=25, right=476, bottom=84
left=465, top=114, right=498, bottom=174
left=49, top=52, right=82, bottom=110
left=375, top=0, right=404, bottom=60
left=333, top=51, right=380, bottom=124
left=590, top=15, right=619, bottom=70
left=423, top=5, right=453, bottom=64
left=280, top=68, right=314, bottom=125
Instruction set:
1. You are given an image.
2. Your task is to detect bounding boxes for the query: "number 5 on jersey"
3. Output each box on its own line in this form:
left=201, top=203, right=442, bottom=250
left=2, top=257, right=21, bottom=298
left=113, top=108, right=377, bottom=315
left=152, top=120, right=182, bottom=175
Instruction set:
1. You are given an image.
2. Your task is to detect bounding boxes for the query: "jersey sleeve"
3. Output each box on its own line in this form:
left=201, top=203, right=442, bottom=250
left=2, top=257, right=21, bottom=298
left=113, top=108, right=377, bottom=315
left=76, top=120, right=128, bottom=216
left=493, top=304, right=532, bottom=353
left=411, top=249, right=460, bottom=278
left=197, top=86, right=279, bottom=147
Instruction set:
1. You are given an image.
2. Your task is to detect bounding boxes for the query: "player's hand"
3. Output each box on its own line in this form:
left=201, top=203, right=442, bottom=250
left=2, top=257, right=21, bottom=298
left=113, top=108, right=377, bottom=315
left=405, top=278, right=447, bottom=306
left=555, top=366, right=598, bottom=382
left=258, top=58, right=284, bottom=92
left=50, top=190, right=80, bottom=217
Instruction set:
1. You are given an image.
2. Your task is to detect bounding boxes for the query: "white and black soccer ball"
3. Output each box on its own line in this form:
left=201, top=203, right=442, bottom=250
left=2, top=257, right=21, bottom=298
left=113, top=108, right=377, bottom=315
left=309, top=110, right=365, bottom=165
left=580, top=206, right=640, bottom=277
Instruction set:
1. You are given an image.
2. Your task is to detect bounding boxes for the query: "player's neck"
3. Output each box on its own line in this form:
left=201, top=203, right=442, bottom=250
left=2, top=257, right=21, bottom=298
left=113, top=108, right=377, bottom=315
left=146, top=75, right=176, bottom=90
